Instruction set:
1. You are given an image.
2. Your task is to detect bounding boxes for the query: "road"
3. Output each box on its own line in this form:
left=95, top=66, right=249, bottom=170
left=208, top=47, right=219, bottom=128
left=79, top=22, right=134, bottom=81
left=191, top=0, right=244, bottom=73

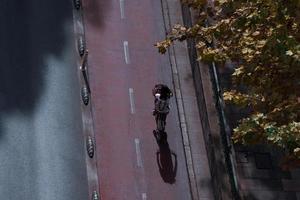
left=83, top=0, right=192, bottom=199
left=0, top=1, right=88, bottom=199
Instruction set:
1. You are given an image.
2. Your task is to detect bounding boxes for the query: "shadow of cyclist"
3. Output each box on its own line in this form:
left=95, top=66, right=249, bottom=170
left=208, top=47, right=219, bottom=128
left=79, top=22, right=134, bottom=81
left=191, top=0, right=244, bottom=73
left=156, top=134, right=177, bottom=184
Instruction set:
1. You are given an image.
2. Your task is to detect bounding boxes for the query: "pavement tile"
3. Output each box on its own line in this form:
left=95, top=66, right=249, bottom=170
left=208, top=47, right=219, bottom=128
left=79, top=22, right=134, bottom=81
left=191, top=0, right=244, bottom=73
left=183, top=99, right=201, bottom=111
left=237, top=166, right=272, bottom=179
left=291, top=169, right=300, bottom=179
left=168, top=7, right=183, bottom=21
left=184, top=107, right=202, bottom=118
left=174, top=41, right=189, bottom=51
left=188, top=131, right=208, bottom=153
left=197, top=184, right=214, bottom=200
left=185, top=110, right=202, bottom=121
left=181, top=86, right=198, bottom=98
left=254, top=152, right=273, bottom=169
left=282, top=179, right=300, bottom=191
left=185, top=115, right=202, bottom=124
left=239, top=179, right=283, bottom=190
left=241, top=190, right=297, bottom=200
left=182, top=96, right=198, bottom=106
left=175, top=52, right=192, bottom=64
left=192, top=153, right=211, bottom=173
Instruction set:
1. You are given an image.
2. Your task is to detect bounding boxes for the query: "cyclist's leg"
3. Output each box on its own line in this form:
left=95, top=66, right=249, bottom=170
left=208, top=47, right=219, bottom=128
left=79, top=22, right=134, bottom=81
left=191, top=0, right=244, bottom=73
left=158, top=114, right=165, bottom=132
left=155, top=113, right=162, bottom=131
left=153, top=98, right=158, bottom=115
left=163, top=112, right=168, bottom=126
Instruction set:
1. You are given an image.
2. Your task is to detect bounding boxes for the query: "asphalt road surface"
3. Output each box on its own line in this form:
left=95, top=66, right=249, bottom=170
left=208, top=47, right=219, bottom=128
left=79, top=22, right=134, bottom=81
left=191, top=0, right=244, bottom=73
left=83, top=0, right=192, bottom=199
left=0, top=1, right=88, bottom=199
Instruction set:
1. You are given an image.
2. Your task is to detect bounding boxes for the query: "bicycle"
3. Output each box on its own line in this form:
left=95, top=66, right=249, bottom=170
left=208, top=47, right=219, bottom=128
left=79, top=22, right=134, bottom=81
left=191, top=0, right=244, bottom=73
left=153, top=100, right=169, bottom=143
left=152, top=84, right=172, bottom=143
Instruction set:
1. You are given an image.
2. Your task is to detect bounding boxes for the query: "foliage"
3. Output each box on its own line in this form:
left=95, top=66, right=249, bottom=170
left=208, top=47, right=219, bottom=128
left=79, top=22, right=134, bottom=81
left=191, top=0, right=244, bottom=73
left=156, top=0, right=300, bottom=161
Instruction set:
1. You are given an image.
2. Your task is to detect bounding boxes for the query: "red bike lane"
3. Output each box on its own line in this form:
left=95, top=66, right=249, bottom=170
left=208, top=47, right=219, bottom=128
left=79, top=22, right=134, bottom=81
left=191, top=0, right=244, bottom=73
left=82, top=0, right=191, bottom=199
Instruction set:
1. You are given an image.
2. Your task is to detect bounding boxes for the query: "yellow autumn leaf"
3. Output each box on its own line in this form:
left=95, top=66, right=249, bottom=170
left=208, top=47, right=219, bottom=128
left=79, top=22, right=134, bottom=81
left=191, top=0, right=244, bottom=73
left=233, top=67, right=244, bottom=76
left=242, top=48, right=254, bottom=54
left=223, top=91, right=234, bottom=101
left=257, top=40, right=267, bottom=48
left=252, top=31, right=260, bottom=36
left=294, top=148, right=300, bottom=155
left=286, top=50, right=294, bottom=56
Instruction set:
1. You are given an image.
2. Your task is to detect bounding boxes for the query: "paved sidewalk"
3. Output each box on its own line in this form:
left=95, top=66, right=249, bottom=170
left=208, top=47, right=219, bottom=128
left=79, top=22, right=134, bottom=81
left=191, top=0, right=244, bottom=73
left=161, top=0, right=216, bottom=199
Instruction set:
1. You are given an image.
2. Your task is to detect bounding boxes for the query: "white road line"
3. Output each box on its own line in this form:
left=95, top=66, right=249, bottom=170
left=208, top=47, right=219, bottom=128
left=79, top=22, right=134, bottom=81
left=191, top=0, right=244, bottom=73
left=142, top=193, right=147, bottom=200
left=120, top=0, right=125, bottom=19
left=129, top=88, right=135, bottom=114
left=123, top=41, right=130, bottom=64
left=134, top=138, right=143, bottom=168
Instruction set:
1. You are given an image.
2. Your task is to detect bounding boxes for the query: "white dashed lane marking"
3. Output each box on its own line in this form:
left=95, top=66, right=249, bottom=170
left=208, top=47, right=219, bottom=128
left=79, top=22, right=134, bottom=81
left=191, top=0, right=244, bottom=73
left=134, top=138, right=143, bottom=168
left=129, top=88, right=135, bottom=114
left=123, top=41, right=130, bottom=64
left=120, top=0, right=125, bottom=19
left=142, top=193, right=147, bottom=200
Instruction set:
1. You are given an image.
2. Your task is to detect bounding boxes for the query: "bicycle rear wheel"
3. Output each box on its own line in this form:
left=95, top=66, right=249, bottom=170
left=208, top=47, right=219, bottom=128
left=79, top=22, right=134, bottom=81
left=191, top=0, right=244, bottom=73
left=156, top=113, right=166, bottom=132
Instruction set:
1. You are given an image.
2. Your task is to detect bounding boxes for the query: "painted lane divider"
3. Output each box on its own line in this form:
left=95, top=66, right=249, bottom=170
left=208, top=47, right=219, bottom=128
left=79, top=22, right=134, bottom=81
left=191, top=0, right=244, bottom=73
left=120, top=0, right=125, bottom=19
left=129, top=88, right=135, bottom=114
left=142, top=193, right=147, bottom=200
left=134, top=138, right=143, bottom=168
left=123, top=41, right=130, bottom=64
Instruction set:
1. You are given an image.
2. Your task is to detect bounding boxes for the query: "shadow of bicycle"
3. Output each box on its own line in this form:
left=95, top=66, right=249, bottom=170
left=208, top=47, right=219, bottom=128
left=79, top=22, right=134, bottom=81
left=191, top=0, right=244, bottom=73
left=155, top=132, right=177, bottom=184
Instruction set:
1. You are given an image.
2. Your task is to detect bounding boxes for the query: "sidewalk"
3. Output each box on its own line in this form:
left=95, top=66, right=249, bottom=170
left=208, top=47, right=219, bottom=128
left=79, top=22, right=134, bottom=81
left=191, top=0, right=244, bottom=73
left=161, top=0, right=223, bottom=199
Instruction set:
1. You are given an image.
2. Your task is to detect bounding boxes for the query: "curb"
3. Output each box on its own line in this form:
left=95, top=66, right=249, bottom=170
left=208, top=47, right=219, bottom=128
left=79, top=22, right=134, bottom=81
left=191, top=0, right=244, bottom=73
left=71, top=1, right=100, bottom=199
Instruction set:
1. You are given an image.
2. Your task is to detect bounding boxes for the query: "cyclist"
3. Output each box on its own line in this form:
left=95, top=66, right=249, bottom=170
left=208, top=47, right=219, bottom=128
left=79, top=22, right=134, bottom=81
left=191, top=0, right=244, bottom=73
left=152, top=84, right=173, bottom=116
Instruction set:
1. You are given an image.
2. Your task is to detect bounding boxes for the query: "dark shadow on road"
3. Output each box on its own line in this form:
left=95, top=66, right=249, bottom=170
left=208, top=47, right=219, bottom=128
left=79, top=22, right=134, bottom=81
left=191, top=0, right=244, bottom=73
left=155, top=132, right=177, bottom=184
left=0, top=0, right=73, bottom=120
left=83, top=0, right=112, bottom=28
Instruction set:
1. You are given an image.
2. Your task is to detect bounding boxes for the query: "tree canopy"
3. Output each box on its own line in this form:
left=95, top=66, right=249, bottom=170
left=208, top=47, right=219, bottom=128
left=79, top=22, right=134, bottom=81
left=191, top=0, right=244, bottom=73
left=156, top=0, right=300, bottom=164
